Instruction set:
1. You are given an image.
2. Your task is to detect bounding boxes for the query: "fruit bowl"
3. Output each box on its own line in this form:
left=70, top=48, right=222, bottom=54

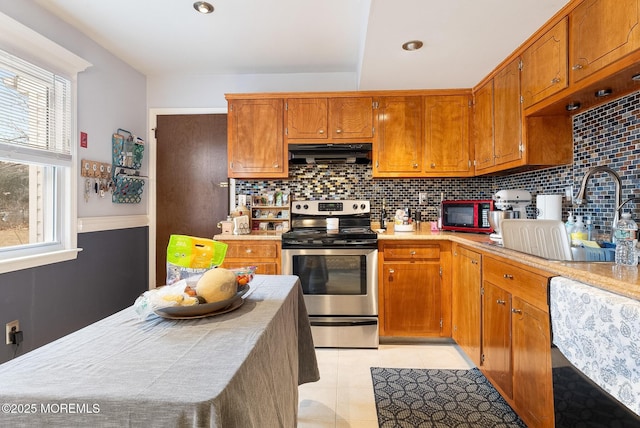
left=230, top=266, right=256, bottom=290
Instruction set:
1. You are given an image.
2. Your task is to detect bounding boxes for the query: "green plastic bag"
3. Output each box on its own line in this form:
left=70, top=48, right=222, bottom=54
left=166, top=235, right=228, bottom=284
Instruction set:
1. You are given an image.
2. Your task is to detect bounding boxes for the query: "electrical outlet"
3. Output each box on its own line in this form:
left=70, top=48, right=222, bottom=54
left=419, top=192, right=428, bottom=205
left=6, top=320, right=19, bottom=345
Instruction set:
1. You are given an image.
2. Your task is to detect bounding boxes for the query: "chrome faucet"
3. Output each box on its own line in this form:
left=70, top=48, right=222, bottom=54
left=574, top=165, right=623, bottom=229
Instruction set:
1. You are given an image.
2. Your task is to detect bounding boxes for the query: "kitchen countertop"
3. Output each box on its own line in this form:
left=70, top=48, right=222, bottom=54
left=214, top=232, right=283, bottom=241
left=215, top=229, right=640, bottom=300
left=377, top=227, right=640, bottom=301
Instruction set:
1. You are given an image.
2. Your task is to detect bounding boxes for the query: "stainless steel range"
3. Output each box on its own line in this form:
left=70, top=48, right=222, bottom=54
left=281, top=199, right=379, bottom=348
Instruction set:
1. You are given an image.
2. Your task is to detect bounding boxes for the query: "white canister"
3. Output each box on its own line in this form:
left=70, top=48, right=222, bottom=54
left=326, top=217, right=339, bottom=232
left=536, top=194, right=563, bottom=221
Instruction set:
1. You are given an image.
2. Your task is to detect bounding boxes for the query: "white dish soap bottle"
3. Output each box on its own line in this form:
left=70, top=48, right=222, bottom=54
left=565, top=212, right=575, bottom=237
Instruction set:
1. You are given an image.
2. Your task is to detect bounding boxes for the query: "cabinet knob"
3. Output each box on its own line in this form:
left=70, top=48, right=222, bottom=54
left=551, top=77, right=561, bottom=84
left=471, top=260, right=478, bottom=265
left=388, top=268, right=395, bottom=273
left=431, top=163, right=436, bottom=168
left=413, top=163, right=419, bottom=168
left=496, top=299, right=506, bottom=305
left=335, top=129, right=342, bottom=134
left=410, top=251, right=416, bottom=255
left=512, top=308, right=523, bottom=314
left=245, top=249, right=252, bottom=254
left=572, top=64, right=584, bottom=70
left=273, top=163, right=279, bottom=168
left=503, top=274, right=514, bottom=280
left=318, top=129, right=324, bottom=134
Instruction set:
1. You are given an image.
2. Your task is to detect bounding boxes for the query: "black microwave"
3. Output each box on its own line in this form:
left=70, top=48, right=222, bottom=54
left=441, top=200, right=494, bottom=233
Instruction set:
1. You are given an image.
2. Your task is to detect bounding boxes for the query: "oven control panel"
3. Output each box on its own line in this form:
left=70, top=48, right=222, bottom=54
left=292, top=200, right=370, bottom=216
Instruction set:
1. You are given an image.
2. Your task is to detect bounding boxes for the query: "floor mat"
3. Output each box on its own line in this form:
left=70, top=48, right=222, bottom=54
left=370, top=367, right=526, bottom=428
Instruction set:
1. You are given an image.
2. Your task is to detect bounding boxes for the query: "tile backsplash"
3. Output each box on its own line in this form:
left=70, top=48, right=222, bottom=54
left=236, top=90, right=640, bottom=232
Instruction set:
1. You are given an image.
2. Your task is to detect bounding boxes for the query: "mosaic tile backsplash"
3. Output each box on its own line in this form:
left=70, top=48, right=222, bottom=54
left=236, top=91, right=640, bottom=233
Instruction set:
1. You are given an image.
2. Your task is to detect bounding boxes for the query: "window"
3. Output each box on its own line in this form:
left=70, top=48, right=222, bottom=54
left=0, top=12, right=90, bottom=273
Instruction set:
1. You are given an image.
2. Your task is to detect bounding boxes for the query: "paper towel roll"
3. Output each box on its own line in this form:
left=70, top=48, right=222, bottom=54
left=536, top=194, right=563, bottom=221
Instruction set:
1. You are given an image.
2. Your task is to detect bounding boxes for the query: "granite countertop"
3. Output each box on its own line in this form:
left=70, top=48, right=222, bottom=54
left=214, top=229, right=640, bottom=301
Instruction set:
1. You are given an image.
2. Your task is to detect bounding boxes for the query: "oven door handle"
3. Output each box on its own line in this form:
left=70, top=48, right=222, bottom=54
left=310, top=319, right=378, bottom=327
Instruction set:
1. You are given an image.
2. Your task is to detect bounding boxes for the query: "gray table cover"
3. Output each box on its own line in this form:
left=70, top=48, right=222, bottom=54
left=0, top=275, right=319, bottom=427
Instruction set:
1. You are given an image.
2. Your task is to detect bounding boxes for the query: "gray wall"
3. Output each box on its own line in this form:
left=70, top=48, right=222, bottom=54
left=0, top=2, right=148, bottom=364
left=0, top=228, right=148, bottom=364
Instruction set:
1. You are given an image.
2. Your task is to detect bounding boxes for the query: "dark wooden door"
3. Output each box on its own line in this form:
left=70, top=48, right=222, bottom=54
left=156, top=114, right=228, bottom=286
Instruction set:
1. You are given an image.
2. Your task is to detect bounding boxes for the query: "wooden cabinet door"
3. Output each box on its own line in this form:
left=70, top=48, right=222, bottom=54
left=481, top=282, right=513, bottom=399
left=373, top=96, right=423, bottom=176
left=493, top=58, right=522, bottom=167
left=452, top=246, right=482, bottom=366
left=512, top=297, right=554, bottom=428
left=285, top=98, right=327, bottom=139
left=328, top=97, right=373, bottom=139
left=570, top=0, right=640, bottom=83
left=227, top=99, right=285, bottom=178
left=423, top=95, right=472, bottom=175
left=473, top=80, right=495, bottom=172
left=521, top=17, right=568, bottom=109
left=382, top=262, right=442, bottom=336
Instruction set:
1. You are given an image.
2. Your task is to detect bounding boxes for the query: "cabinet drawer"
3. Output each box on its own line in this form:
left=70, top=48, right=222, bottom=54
left=225, top=241, right=279, bottom=259
left=484, top=256, right=549, bottom=311
left=383, top=244, right=441, bottom=261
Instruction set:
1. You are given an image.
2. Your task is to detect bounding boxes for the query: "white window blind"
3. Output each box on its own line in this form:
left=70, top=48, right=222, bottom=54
left=0, top=48, right=71, bottom=166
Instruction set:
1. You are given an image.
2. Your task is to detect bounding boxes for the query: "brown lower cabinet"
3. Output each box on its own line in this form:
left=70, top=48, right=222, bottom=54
left=378, top=241, right=451, bottom=337
left=451, top=245, right=482, bottom=366
left=480, top=254, right=554, bottom=428
left=451, top=245, right=554, bottom=428
left=218, top=239, right=281, bottom=274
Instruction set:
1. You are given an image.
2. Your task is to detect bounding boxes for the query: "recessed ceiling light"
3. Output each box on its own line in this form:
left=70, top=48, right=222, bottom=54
left=193, top=1, right=214, bottom=14
left=402, top=40, right=423, bottom=51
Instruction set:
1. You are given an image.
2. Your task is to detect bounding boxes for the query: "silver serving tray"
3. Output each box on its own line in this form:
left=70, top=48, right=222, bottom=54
left=154, top=284, right=250, bottom=317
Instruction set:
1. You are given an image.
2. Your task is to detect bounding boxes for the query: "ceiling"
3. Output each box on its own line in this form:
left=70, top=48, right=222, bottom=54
left=33, top=0, right=570, bottom=90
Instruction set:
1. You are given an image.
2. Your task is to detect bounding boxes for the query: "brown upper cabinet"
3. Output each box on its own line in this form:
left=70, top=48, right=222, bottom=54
left=474, top=58, right=522, bottom=174
left=227, top=98, right=287, bottom=178
left=521, top=17, right=568, bottom=109
left=474, top=56, right=572, bottom=176
left=285, top=97, right=374, bottom=142
left=373, top=93, right=472, bottom=178
left=372, top=96, right=423, bottom=176
left=570, top=0, right=640, bottom=84
left=423, top=95, right=473, bottom=176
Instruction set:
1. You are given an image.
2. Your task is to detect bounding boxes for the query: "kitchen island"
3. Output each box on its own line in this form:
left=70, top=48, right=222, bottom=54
left=0, top=275, right=319, bottom=428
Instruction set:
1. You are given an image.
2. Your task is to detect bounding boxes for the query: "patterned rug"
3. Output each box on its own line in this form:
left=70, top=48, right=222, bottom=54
left=370, top=367, right=526, bottom=428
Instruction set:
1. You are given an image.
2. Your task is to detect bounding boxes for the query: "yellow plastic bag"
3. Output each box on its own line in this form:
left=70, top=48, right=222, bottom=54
left=166, top=235, right=228, bottom=284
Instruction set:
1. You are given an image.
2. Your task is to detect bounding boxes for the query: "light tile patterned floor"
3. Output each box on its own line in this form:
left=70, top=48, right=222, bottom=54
left=297, top=340, right=475, bottom=427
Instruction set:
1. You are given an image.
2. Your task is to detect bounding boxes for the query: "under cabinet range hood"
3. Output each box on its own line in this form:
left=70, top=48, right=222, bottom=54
left=288, top=143, right=372, bottom=164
